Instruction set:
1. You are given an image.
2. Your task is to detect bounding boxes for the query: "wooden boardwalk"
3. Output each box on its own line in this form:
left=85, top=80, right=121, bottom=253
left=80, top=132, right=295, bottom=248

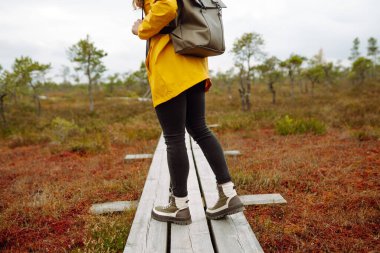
left=124, top=132, right=264, bottom=253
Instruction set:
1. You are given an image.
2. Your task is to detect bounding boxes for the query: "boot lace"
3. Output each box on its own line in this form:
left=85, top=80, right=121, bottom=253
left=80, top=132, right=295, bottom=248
left=162, top=194, right=175, bottom=209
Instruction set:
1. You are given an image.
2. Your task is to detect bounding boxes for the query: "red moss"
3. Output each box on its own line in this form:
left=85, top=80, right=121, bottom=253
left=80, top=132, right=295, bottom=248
left=0, top=141, right=153, bottom=252
left=224, top=128, right=380, bottom=252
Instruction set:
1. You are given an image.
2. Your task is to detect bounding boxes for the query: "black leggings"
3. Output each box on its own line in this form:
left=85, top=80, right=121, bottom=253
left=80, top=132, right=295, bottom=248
left=154, top=80, right=232, bottom=197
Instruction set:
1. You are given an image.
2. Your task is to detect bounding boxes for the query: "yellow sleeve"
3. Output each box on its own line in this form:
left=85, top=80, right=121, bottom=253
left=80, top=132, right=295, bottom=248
left=137, top=0, right=177, bottom=40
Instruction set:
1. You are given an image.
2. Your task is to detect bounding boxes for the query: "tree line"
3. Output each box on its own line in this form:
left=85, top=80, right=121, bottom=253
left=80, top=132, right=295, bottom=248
left=0, top=35, right=149, bottom=127
left=0, top=33, right=379, bottom=127
left=229, top=34, right=379, bottom=110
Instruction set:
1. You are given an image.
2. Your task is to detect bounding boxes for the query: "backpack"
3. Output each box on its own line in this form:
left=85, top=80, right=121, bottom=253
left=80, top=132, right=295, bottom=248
left=166, top=0, right=227, bottom=57
left=144, top=0, right=226, bottom=58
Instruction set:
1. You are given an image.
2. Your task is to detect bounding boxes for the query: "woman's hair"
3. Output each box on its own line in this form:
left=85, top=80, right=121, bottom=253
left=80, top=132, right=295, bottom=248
left=132, top=0, right=143, bottom=9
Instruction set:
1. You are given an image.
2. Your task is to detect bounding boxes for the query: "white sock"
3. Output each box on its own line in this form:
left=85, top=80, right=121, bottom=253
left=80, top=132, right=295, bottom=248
left=220, top=181, right=237, bottom=198
left=174, top=195, right=189, bottom=209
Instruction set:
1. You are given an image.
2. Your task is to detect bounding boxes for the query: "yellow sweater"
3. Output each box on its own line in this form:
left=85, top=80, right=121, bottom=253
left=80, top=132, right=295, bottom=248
left=137, top=0, right=212, bottom=107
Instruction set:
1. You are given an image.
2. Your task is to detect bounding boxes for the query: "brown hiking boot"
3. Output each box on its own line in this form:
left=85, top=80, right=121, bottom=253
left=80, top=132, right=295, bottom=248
left=151, top=191, right=192, bottom=225
left=205, top=182, right=244, bottom=220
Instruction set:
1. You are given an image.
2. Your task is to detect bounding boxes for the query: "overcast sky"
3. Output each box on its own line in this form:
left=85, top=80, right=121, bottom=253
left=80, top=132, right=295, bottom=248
left=0, top=0, right=379, bottom=81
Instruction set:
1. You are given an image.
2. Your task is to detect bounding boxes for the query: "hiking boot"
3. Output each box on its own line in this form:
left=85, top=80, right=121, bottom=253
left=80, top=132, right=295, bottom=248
left=205, top=181, right=244, bottom=220
left=151, top=191, right=192, bottom=225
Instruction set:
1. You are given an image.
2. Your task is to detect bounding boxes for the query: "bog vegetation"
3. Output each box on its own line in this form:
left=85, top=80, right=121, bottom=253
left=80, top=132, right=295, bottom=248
left=0, top=33, right=379, bottom=252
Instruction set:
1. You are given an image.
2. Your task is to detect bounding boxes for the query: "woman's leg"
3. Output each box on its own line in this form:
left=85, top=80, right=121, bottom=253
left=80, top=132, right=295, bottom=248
left=154, top=91, right=189, bottom=198
left=185, top=81, right=232, bottom=184
left=185, top=81, right=243, bottom=220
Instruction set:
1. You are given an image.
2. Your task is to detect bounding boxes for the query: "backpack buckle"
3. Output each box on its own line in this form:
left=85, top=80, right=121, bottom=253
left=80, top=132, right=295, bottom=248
left=211, top=0, right=222, bottom=14
left=196, top=0, right=206, bottom=9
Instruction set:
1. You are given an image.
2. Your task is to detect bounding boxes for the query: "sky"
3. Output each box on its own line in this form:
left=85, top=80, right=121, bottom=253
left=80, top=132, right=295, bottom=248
left=0, top=0, right=379, bottom=82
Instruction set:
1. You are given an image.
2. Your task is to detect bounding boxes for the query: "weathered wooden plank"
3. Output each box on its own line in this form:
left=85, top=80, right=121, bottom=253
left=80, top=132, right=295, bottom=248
left=190, top=137, right=264, bottom=253
left=240, top=194, right=287, bottom=206
left=138, top=97, right=151, bottom=102
left=145, top=145, right=171, bottom=252
left=38, top=95, right=48, bottom=100
left=171, top=132, right=215, bottom=253
left=124, top=133, right=169, bottom=253
left=224, top=150, right=242, bottom=156
left=105, top=96, right=134, bottom=100
left=124, top=154, right=153, bottom=161
left=90, top=200, right=138, bottom=215
left=104, top=97, right=151, bottom=102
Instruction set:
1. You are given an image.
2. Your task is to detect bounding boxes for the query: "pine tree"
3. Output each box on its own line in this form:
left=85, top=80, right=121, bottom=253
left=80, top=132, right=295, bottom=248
left=349, top=37, right=361, bottom=62
left=367, top=37, right=379, bottom=64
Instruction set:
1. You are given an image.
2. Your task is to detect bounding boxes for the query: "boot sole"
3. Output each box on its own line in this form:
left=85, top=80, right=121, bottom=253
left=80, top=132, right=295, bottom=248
left=151, top=209, right=192, bottom=225
left=206, top=204, right=245, bottom=220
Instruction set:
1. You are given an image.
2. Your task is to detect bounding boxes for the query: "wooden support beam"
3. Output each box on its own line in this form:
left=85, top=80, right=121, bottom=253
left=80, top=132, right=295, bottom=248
left=224, top=150, right=242, bottom=156
left=105, top=97, right=133, bottom=100
left=90, top=200, right=138, bottom=215
left=137, top=97, right=151, bottom=102
left=240, top=194, right=287, bottom=206
left=124, top=154, right=153, bottom=161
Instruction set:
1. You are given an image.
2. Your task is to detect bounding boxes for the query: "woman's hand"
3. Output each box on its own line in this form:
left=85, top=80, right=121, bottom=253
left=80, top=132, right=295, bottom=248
left=132, top=19, right=142, bottom=35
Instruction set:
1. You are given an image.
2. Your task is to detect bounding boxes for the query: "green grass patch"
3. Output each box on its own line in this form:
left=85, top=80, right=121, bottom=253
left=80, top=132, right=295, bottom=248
left=231, top=169, right=282, bottom=193
left=7, top=132, right=51, bottom=148
left=50, top=116, right=84, bottom=143
left=72, top=208, right=136, bottom=253
left=275, top=115, right=326, bottom=135
left=215, top=110, right=277, bottom=131
left=67, top=133, right=110, bottom=154
left=350, top=126, right=380, bottom=141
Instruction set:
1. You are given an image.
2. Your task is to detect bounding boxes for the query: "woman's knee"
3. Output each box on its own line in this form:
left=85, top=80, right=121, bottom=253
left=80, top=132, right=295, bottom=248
left=186, top=123, right=212, bottom=142
left=163, top=131, right=186, bottom=147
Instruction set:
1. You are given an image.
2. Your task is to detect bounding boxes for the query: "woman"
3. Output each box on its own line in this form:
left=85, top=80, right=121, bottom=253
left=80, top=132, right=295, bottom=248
left=131, top=0, right=243, bottom=225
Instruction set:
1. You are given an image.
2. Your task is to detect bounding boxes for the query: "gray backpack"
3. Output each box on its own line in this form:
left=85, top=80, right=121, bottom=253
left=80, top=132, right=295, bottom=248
left=155, top=0, right=227, bottom=57
left=171, top=0, right=227, bottom=57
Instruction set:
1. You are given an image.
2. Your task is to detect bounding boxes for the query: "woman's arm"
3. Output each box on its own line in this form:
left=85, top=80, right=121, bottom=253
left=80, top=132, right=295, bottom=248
left=137, top=0, right=177, bottom=40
